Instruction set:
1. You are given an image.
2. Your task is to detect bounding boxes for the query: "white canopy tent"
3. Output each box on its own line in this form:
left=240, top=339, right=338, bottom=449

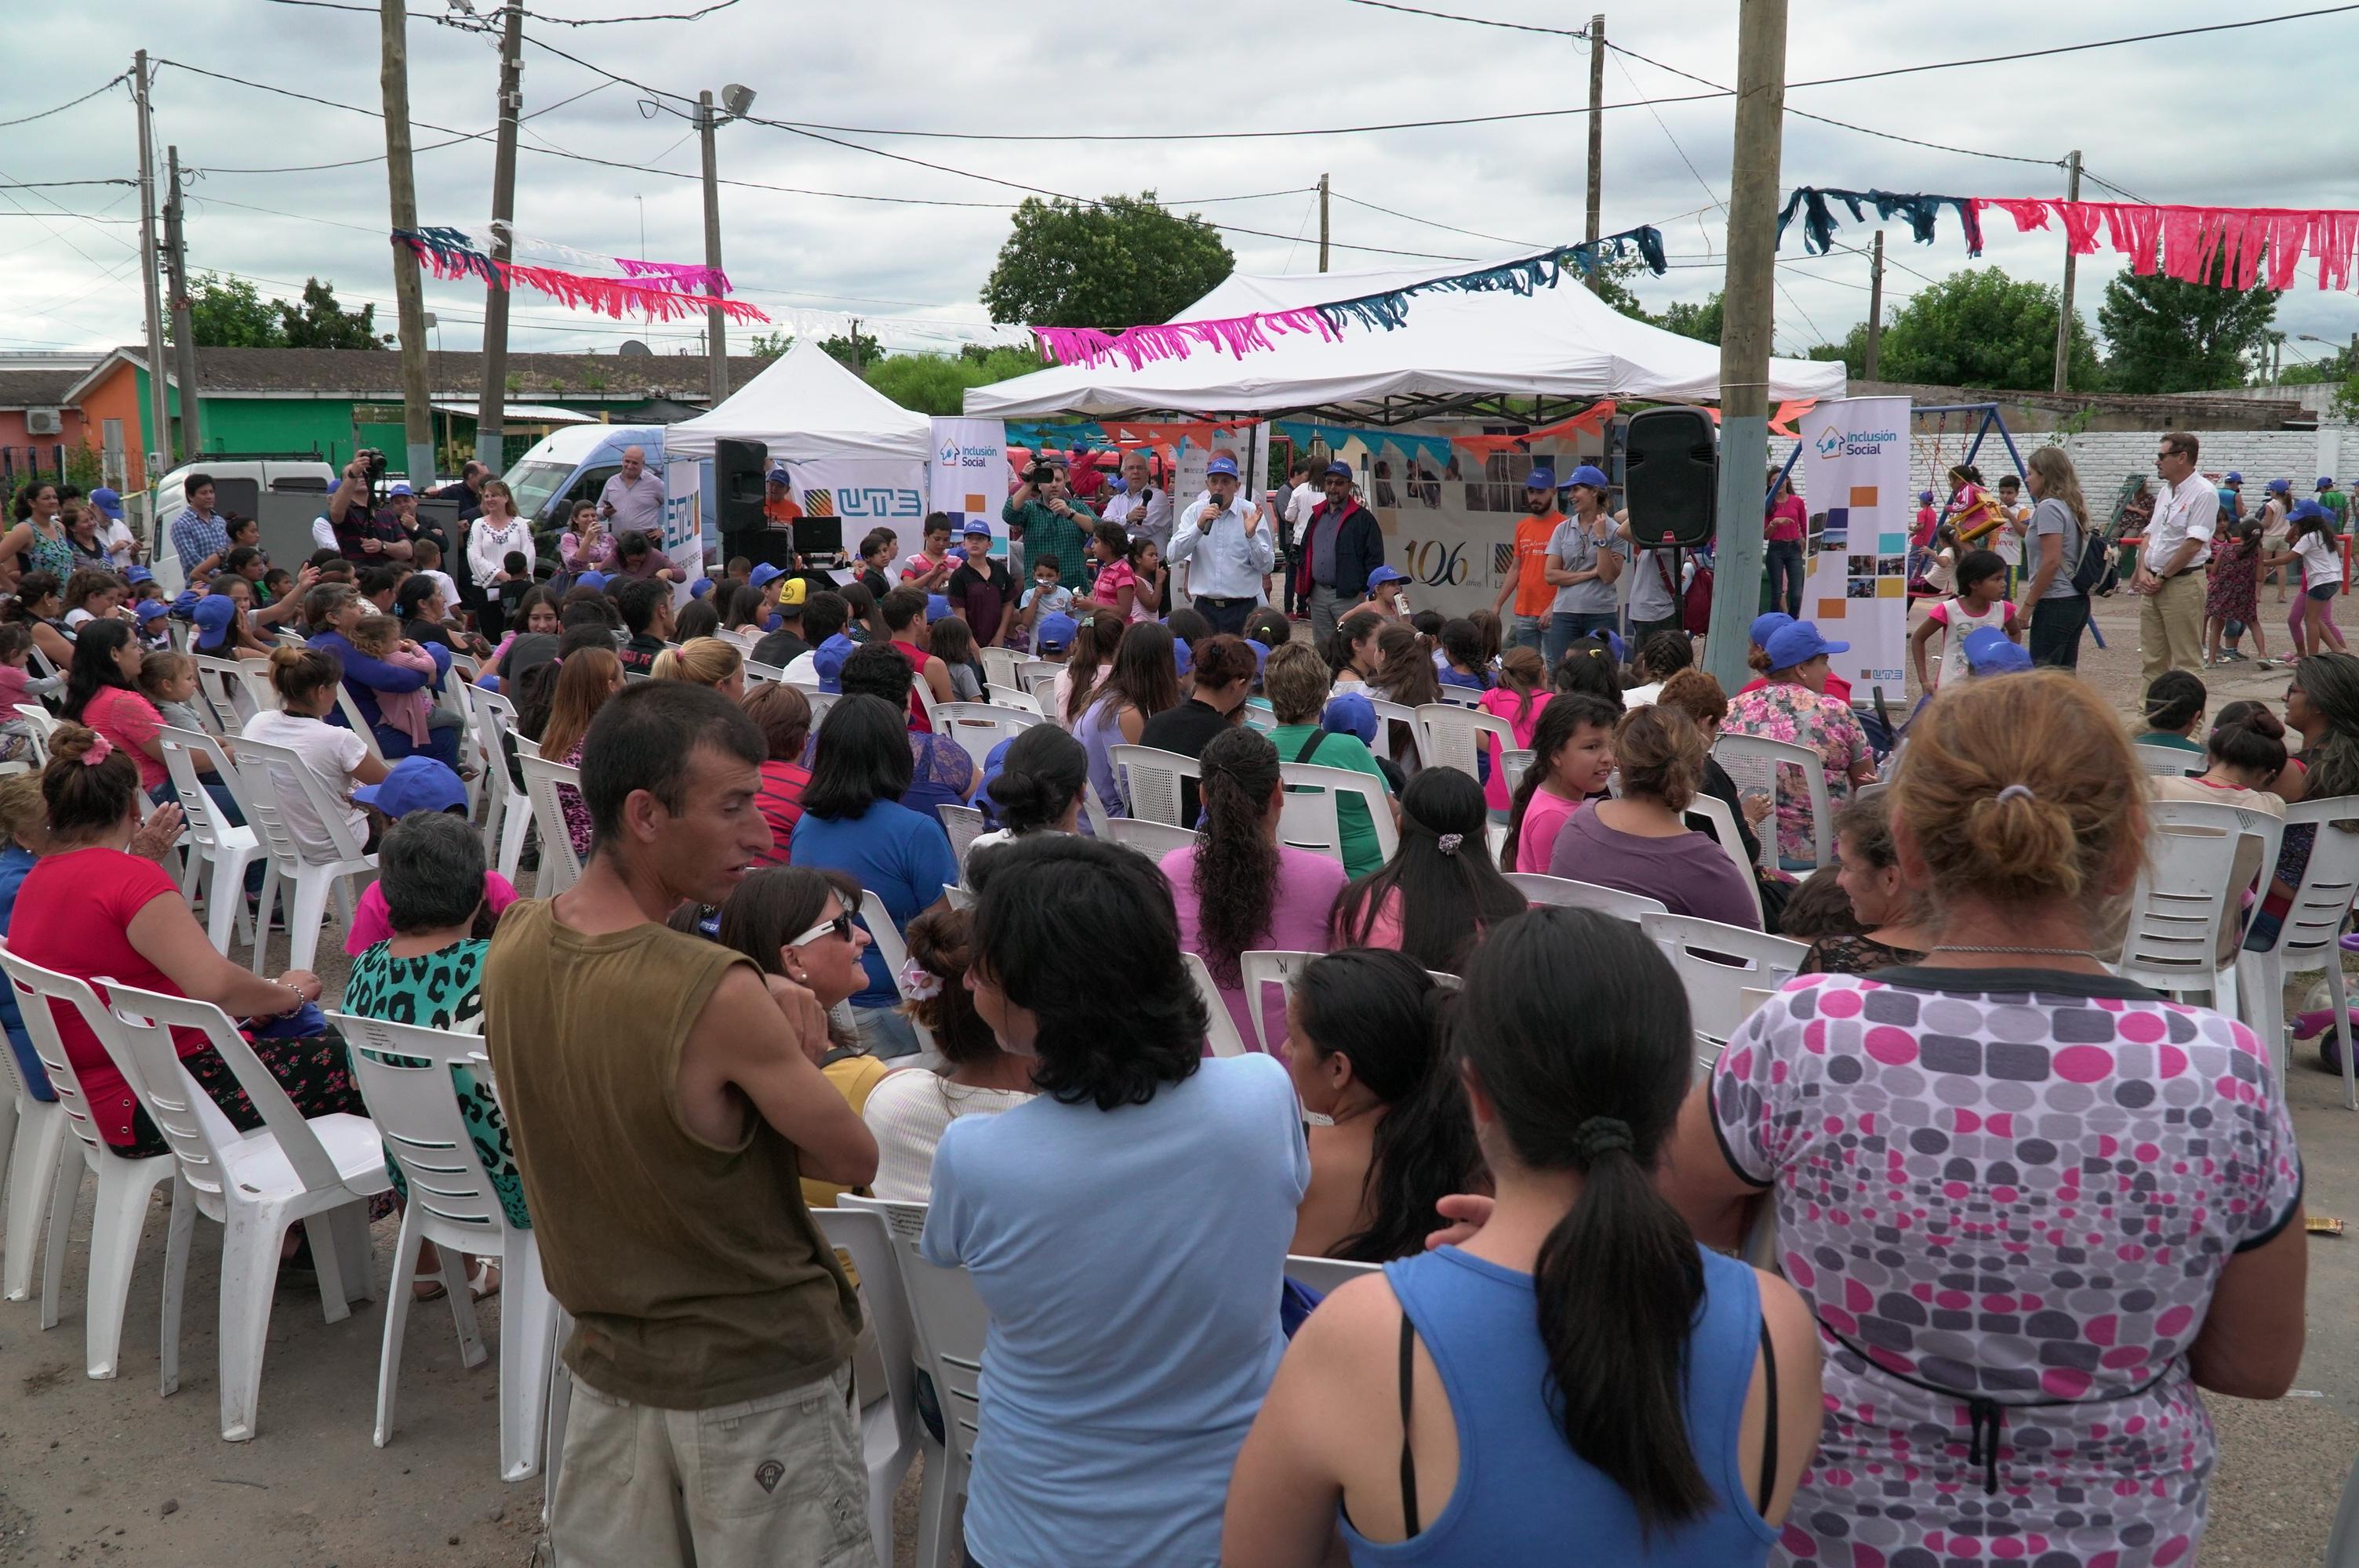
left=665, top=337, right=932, bottom=461
left=967, top=252, right=1847, bottom=421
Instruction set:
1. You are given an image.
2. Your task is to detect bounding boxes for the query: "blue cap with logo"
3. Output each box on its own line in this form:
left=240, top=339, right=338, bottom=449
left=2291, top=499, right=2333, bottom=527
left=387, top=481, right=415, bottom=498
left=962, top=517, right=993, bottom=539
left=2268, top=478, right=2292, bottom=495
left=1918, top=489, right=1935, bottom=504
left=766, top=466, right=792, bottom=486
left=926, top=593, right=951, bottom=622
left=125, top=565, right=153, bottom=586
left=812, top=631, right=857, bottom=691
left=1205, top=456, right=1239, bottom=477
left=2322, top=477, right=2339, bottom=491
left=2224, top=472, right=2244, bottom=485
left=1566, top=464, right=1610, bottom=492
left=89, top=487, right=123, bottom=520
left=1243, top=638, right=1272, bottom=677
left=134, top=599, right=169, bottom=623
left=352, top=756, right=469, bottom=818
left=1958, top=626, right=2033, bottom=676
left=1524, top=467, right=1558, bottom=492
left=1324, top=461, right=1353, bottom=479
left=689, top=577, right=715, bottom=600
left=1322, top=691, right=1377, bottom=746
left=1763, top=619, right=1848, bottom=670
left=1172, top=636, right=1193, bottom=678
left=1367, top=564, right=1409, bottom=591
left=576, top=572, right=610, bottom=592
left=192, top=595, right=238, bottom=650
left=1034, top=612, right=1078, bottom=653
left=747, top=562, right=785, bottom=588
left=1748, top=612, right=1794, bottom=650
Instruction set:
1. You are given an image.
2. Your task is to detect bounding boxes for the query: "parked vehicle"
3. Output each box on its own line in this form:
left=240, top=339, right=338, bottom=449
left=151, top=456, right=337, bottom=593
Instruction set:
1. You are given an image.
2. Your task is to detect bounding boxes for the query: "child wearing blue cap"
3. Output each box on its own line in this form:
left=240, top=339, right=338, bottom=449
left=2264, top=500, right=2347, bottom=661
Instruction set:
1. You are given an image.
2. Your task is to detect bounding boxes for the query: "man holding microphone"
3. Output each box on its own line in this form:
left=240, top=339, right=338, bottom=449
left=1165, top=454, right=1274, bottom=636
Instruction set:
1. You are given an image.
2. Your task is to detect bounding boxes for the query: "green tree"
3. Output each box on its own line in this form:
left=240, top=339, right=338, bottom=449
left=2097, top=252, right=2278, bottom=394
left=1874, top=267, right=2098, bottom=390
left=863, top=346, right=1056, bottom=417
left=1801, top=320, right=1875, bottom=379
left=983, top=193, right=1234, bottom=328
left=173, top=272, right=285, bottom=347
left=275, top=278, right=386, bottom=350
left=821, top=329, right=883, bottom=372
left=1652, top=292, right=1725, bottom=343
left=745, top=330, right=792, bottom=362
left=1589, top=255, right=1651, bottom=321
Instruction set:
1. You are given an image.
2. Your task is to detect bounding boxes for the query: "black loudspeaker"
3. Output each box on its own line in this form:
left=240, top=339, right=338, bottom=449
left=725, top=527, right=797, bottom=571
left=1621, top=406, right=1718, bottom=550
left=717, top=437, right=768, bottom=535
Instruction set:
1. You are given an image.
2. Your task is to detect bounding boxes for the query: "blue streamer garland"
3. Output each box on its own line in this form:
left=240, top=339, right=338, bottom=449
left=1774, top=189, right=1986, bottom=259
left=1311, top=225, right=1667, bottom=337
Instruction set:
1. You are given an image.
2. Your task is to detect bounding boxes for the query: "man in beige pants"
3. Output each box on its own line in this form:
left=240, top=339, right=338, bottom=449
left=2134, top=431, right=2217, bottom=684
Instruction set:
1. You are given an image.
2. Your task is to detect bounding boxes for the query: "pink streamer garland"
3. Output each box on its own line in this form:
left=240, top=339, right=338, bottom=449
left=615, top=257, right=734, bottom=294
left=402, top=238, right=768, bottom=325
left=1973, top=198, right=2359, bottom=291
left=1034, top=308, right=1343, bottom=371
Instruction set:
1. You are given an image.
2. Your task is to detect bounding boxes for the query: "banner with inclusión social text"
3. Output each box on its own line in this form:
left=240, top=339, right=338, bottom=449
left=930, top=418, right=1007, bottom=558
left=1797, top=396, right=1910, bottom=694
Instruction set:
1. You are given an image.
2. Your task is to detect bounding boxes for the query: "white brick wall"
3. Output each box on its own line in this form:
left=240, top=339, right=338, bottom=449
left=1770, top=427, right=2345, bottom=516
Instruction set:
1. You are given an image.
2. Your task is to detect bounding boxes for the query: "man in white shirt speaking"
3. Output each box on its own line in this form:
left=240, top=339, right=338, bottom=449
left=1100, top=450, right=1172, bottom=555
left=2133, top=430, right=2217, bottom=684
left=1166, top=454, right=1275, bottom=637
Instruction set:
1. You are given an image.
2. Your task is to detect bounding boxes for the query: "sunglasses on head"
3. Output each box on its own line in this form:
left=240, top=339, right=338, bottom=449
left=790, top=909, right=859, bottom=948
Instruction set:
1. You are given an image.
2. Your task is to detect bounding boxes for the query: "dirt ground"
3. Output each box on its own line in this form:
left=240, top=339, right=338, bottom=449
left=1, top=588, right=2354, bottom=1566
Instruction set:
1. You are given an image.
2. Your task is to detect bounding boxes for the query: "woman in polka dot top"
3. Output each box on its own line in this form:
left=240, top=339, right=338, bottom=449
left=1667, top=670, right=2306, bottom=1568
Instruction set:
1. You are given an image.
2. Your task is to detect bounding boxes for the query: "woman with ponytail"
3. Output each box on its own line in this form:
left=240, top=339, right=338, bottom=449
left=1162, top=725, right=1347, bottom=1051
left=969, top=723, right=1089, bottom=858
left=1284, top=949, right=1482, bottom=1261
left=1666, top=670, right=2307, bottom=1566
left=1227, top=907, right=1816, bottom=1561
left=1329, top=767, right=1524, bottom=974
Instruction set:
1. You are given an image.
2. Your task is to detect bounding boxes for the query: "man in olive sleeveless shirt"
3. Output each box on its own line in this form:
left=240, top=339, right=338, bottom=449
left=485, top=682, right=880, bottom=1566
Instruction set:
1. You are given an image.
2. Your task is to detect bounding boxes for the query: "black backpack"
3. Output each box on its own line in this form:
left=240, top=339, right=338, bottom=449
left=2066, top=506, right=2117, bottom=597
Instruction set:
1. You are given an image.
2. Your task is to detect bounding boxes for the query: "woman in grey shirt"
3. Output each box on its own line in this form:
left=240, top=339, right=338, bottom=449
left=2019, top=446, right=2092, bottom=670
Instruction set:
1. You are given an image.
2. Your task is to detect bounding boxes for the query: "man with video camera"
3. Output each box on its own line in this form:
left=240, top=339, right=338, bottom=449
left=325, top=449, right=415, bottom=562
left=1001, top=452, right=1096, bottom=598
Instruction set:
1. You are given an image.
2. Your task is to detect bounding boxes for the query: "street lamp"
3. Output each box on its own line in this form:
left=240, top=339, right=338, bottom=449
left=698, top=84, right=756, bottom=405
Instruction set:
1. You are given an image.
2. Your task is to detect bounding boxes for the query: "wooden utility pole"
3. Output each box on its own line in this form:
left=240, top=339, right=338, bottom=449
left=1585, top=13, right=1605, bottom=290
left=2052, top=149, right=2081, bottom=394
left=849, top=318, right=863, bottom=373
left=133, top=52, right=172, bottom=481
left=699, top=91, right=729, bottom=404
left=162, top=147, right=204, bottom=461
left=380, top=0, right=435, bottom=485
left=475, top=1, right=525, bottom=472
left=1317, top=172, right=1329, bottom=273
left=1702, top=0, right=1788, bottom=696
left=1864, top=229, right=1884, bottom=382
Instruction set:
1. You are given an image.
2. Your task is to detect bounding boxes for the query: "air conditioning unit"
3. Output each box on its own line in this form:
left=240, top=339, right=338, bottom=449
left=24, top=408, right=61, bottom=436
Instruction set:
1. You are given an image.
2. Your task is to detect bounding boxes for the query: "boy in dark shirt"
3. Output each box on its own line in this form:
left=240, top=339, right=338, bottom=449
left=612, top=576, right=672, bottom=673
left=947, top=521, right=1016, bottom=649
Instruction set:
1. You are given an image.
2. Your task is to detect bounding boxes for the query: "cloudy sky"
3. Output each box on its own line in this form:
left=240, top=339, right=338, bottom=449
left=5, top=0, right=2356, bottom=376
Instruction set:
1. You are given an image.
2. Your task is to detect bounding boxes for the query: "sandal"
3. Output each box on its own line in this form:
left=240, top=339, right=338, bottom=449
left=467, top=1259, right=502, bottom=1302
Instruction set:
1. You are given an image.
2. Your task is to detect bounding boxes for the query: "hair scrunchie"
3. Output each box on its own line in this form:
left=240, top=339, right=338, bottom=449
left=1570, top=1114, right=1634, bottom=1165
left=80, top=732, right=113, bottom=767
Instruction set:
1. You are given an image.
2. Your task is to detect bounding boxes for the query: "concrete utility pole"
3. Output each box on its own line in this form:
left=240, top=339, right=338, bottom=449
left=1585, top=13, right=1605, bottom=291
left=2052, top=148, right=2081, bottom=394
left=133, top=52, right=172, bottom=481
left=699, top=91, right=729, bottom=405
left=849, top=318, right=863, bottom=373
left=1864, top=229, right=1884, bottom=382
left=475, top=0, right=525, bottom=473
left=380, top=0, right=435, bottom=485
left=1702, top=0, right=1788, bottom=696
left=162, top=146, right=204, bottom=461
left=1318, top=172, right=1330, bottom=273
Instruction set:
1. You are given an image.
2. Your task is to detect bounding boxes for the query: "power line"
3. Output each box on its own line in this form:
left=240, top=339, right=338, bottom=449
left=0, top=72, right=132, bottom=130
left=0, top=180, right=139, bottom=191
left=1337, top=0, right=1584, bottom=38
left=1327, top=191, right=1541, bottom=251
left=2080, top=167, right=2156, bottom=207
left=261, top=0, right=745, bottom=24
left=187, top=78, right=614, bottom=176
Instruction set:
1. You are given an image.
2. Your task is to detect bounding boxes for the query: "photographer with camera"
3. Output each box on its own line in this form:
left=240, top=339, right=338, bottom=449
left=1001, top=452, right=1097, bottom=603
left=327, top=450, right=414, bottom=563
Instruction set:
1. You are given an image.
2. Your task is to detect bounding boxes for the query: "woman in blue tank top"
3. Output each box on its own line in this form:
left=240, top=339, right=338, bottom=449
left=1223, top=907, right=1822, bottom=1565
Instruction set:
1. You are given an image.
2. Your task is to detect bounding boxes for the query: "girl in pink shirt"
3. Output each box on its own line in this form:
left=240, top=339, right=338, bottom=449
left=1500, top=691, right=1619, bottom=875
left=1476, top=646, right=1552, bottom=815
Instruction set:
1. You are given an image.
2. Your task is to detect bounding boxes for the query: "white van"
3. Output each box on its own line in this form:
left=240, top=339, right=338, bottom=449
left=500, top=425, right=667, bottom=529
left=151, top=457, right=337, bottom=593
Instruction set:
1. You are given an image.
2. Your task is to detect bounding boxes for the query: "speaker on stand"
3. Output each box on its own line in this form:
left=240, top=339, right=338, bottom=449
left=1620, top=406, right=1719, bottom=551
left=716, top=438, right=794, bottom=568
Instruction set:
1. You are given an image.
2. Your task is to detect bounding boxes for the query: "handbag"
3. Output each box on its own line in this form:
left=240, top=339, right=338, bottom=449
left=1681, top=559, right=1714, bottom=635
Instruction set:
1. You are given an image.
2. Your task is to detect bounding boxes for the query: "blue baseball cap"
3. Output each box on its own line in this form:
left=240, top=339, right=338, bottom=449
left=1367, top=564, right=1409, bottom=591
left=192, top=594, right=238, bottom=650
left=2267, top=478, right=2292, bottom=495
left=134, top=599, right=169, bottom=623
left=689, top=577, right=715, bottom=600
left=1322, top=691, right=1377, bottom=746
left=1243, top=637, right=1272, bottom=677
left=962, top=518, right=993, bottom=539
left=1205, top=456, right=1240, bottom=477
left=1762, top=619, right=1848, bottom=670
left=1524, top=466, right=1558, bottom=491
left=812, top=631, right=856, bottom=691
left=1172, top=636, right=1193, bottom=678
left=2321, top=477, right=2339, bottom=491
left=926, top=593, right=951, bottom=622
left=1034, top=612, right=1078, bottom=652
left=1107, top=477, right=1128, bottom=495
left=125, top=565, right=153, bottom=586
left=1566, top=464, right=1610, bottom=492
left=2224, top=472, right=2244, bottom=485
left=387, top=481, right=416, bottom=498
left=1748, top=612, right=1794, bottom=651
left=747, top=562, right=785, bottom=588
left=1324, top=461, right=1353, bottom=479
left=2291, top=499, right=2333, bottom=527
left=765, top=466, right=792, bottom=486
left=1918, top=489, right=1935, bottom=504
left=1958, top=626, right=2032, bottom=676
left=89, top=487, right=122, bottom=520
left=352, top=756, right=468, bottom=818
left=576, top=571, right=610, bottom=591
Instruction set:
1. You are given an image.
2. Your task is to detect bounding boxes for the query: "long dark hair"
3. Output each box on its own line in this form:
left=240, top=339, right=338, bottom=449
left=990, top=724, right=1089, bottom=835
left=4, top=571, right=61, bottom=620
left=1552, top=637, right=1624, bottom=703
left=1190, top=725, right=1281, bottom=987
left=1501, top=692, right=1620, bottom=867
left=1372, top=624, right=1440, bottom=706
left=1090, top=619, right=1178, bottom=725
left=714, top=866, right=863, bottom=1054
left=1456, top=908, right=1708, bottom=1529
left=1063, top=612, right=1125, bottom=724
left=2293, top=652, right=2359, bottom=815
left=61, top=619, right=138, bottom=722
left=1330, top=767, right=1524, bottom=972
left=1294, top=950, right=1482, bottom=1262
left=801, top=694, right=913, bottom=820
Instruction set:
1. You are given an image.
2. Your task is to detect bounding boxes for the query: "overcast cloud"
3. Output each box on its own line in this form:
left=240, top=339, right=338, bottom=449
left=5, top=0, right=2355, bottom=375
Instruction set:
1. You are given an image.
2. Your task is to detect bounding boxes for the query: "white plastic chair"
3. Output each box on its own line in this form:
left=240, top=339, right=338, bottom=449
left=986, top=686, right=1042, bottom=717
left=11, top=702, right=55, bottom=766
left=1504, top=872, right=1669, bottom=924
left=0, top=942, right=182, bottom=1377
left=743, top=657, right=785, bottom=684
left=467, top=685, right=533, bottom=884
left=1365, top=698, right=1425, bottom=768
left=2237, top=797, right=2359, bottom=1107
left=195, top=652, right=275, bottom=728
left=1285, top=1254, right=1380, bottom=1298
left=837, top=1197, right=983, bottom=1568
left=980, top=645, right=1026, bottom=695
left=0, top=978, right=66, bottom=1307
left=1637, top=910, right=1810, bottom=1068
left=333, top=1011, right=556, bottom=1483
left=515, top=752, right=587, bottom=897
left=805, top=688, right=840, bottom=728
left=1239, top=950, right=1320, bottom=1056
left=333, top=683, right=389, bottom=768
left=1432, top=684, right=1485, bottom=710
left=932, top=701, right=1040, bottom=773
left=1108, top=743, right=1201, bottom=828
left=813, top=1206, right=924, bottom=1568
left=1713, top=733, right=1835, bottom=870
left=2130, top=740, right=2201, bottom=778
left=2118, top=798, right=2282, bottom=1016
left=1684, top=793, right=1766, bottom=927
left=1183, top=951, right=1248, bottom=1058
left=936, top=803, right=987, bottom=873
left=1503, top=747, right=1534, bottom=797
left=1272, top=770, right=1344, bottom=863
left=943, top=883, right=974, bottom=912
left=1280, top=760, right=1399, bottom=862
left=858, top=890, right=937, bottom=1058
left=1105, top=817, right=1201, bottom=862
left=99, top=981, right=387, bottom=1440
left=231, top=734, right=380, bottom=973
left=1240, top=703, right=1278, bottom=734
left=157, top=727, right=261, bottom=953
left=1415, top=702, right=1512, bottom=780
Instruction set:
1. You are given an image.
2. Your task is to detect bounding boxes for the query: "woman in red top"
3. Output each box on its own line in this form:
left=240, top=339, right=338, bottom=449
left=1765, top=468, right=1808, bottom=618
left=7, top=724, right=358, bottom=1159
left=743, top=681, right=814, bottom=866
left=63, top=619, right=235, bottom=816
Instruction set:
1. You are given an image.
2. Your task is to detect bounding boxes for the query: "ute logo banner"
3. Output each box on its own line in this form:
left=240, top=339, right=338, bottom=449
left=793, top=457, right=930, bottom=564
left=1797, top=397, right=1910, bottom=692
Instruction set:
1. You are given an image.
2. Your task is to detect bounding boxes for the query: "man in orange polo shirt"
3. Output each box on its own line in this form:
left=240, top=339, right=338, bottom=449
left=1489, top=466, right=1563, bottom=652
left=762, top=465, right=803, bottom=529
